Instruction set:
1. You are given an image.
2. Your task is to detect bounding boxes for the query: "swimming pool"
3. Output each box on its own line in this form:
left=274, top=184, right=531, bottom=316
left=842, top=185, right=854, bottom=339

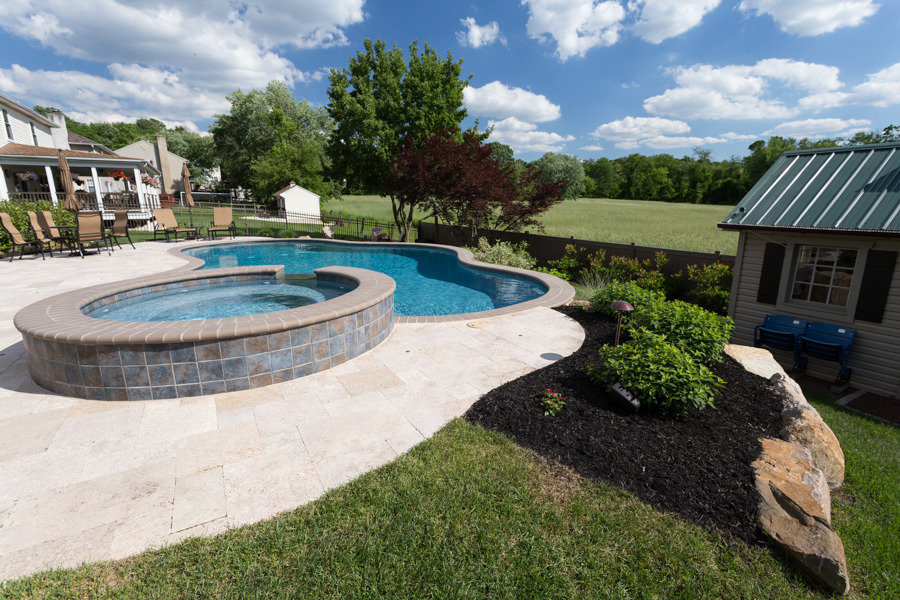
left=87, top=279, right=353, bottom=322
left=184, top=241, right=547, bottom=316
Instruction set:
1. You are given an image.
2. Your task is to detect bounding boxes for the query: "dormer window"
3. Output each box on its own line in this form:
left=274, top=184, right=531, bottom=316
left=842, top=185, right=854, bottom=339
left=30, top=122, right=39, bottom=145
left=2, top=110, right=12, bottom=141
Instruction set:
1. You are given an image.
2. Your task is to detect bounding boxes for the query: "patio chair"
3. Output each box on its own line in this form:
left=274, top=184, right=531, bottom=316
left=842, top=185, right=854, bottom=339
left=753, top=314, right=808, bottom=369
left=798, top=322, right=857, bottom=391
left=152, top=208, right=198, bottom=242
left=0, top=212, right=46, bottom=262
left=26, top=211, right=55, bottom=258
left=38, top=211, right=74, bottom=253
left=75, top=211, right=111, bottom=258
left=108, top=210, right=135, bottom=249
left=206, top=207, right=236, bottom=240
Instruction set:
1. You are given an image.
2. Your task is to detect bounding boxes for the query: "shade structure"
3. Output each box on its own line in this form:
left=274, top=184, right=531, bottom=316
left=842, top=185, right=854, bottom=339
left=181, top=163, right=194, bottom=207
left=58, top=150, right=81, bottom=211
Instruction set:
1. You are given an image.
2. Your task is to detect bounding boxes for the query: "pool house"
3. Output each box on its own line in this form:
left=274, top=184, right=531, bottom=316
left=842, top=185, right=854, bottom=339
left=719, top=141, right=900, bottom=398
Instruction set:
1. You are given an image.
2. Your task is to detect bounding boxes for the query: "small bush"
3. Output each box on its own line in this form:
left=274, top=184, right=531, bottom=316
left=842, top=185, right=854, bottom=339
left=587, top=326, right=724, bottom=416
left=275, top=229, right=296, bottom=238
left=0, top=200, right=74, bottom=251
left=589, top=280, right=665, bottom=319
left=533, top=266, right=570, bottom=281
left=467, top=237, right=536, bottom=270
left=632, top=299, right=733, bottom=366
left=572, top=270, right=610, bottom=302
left=684, top=262, right=733, bottom=315
left=256, top=228, right=275, bottom=237
left=545, top=244, right=586, bottom=281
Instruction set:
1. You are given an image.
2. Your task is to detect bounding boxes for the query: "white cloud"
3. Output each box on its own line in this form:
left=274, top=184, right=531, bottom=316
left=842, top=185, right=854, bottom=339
left=643, top=59, right=842, bottom=120
left=522, top=0, right=626, bottom=60
left=800, top=62, right=900, bottom=111
left=0, top=0, right=363, bottom=123
left=630, top=0, right=721, bottom=44
left=739, top=0, right=880, bottom=36
left=456, top=17, right=506, bottom=48
left=464, top=82, right=562, bottom=123
left=579, top=144, right=605, bottom=151
left=487, top=117, right=574, bottom=153
left=590, top=116, right=757, bottom=149
left=764, top=118, right=871, bottom=138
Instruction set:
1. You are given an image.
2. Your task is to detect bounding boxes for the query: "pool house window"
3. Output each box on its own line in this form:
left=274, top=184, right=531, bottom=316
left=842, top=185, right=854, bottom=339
left=789, top=246, right=858, bottom=308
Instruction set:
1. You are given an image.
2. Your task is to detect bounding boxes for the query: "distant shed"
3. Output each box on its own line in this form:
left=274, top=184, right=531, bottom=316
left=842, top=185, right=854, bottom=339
left=274, top=182, right=320, bottom=218
left=719, top=142, right=900, bottom=398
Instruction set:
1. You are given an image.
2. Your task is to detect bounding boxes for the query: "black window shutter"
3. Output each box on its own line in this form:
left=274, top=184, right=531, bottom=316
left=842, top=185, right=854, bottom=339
left=756, top=242, right=786, bottom=305
left=854, top=250, right=897, bottom=323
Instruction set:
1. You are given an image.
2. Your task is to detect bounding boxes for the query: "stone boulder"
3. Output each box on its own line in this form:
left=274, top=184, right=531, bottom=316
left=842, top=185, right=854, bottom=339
left=753, top=438, right=849, bottom=595
left=724, top=345, right=845, bottom=489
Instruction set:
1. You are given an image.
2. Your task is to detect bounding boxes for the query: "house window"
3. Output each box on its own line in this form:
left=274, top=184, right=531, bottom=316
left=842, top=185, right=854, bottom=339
left=30, top=122, right=39, bottom=145
left=2, top=110, right=12, bottom=140
left=86, top=178, right=95, bottom=193
left=789, top=246, right=858, bottom=308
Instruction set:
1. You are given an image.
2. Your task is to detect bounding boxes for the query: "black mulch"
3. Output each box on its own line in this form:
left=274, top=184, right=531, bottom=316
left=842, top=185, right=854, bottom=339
left=464, top=306, right=784, bottom=546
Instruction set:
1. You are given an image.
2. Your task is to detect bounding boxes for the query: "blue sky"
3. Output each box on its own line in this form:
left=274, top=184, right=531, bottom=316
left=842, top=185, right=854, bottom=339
left=0, top=0, right=897, bottom=161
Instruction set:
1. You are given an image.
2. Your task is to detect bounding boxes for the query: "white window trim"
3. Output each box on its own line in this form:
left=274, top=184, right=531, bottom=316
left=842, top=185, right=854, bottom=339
left=774, top=236, right=874, bottom=325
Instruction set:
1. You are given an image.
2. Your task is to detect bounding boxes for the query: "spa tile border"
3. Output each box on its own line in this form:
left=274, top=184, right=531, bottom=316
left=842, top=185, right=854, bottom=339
left=168, top=237, right=576, bottom=323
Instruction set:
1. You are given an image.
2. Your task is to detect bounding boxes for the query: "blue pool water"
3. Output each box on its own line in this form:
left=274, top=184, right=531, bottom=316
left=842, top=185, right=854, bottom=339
left=184, top=242, right=547, bottom=316
left=90, top=279, right=353, bottom=321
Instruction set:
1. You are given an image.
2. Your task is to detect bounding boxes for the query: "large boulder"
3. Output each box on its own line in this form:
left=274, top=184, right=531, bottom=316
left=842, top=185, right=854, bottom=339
left=753, top=438, right=849, bottom=594
left=724, top=345, right=845, bottom=489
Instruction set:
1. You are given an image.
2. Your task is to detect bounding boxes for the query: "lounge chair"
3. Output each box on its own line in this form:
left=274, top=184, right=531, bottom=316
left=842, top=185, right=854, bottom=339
left=75, top=211, right=111, bottom=258
left=152, top=208, right=198, bottom=242
left=38, top=211, right=74, bottom=252
left=206, top=207, right=236, bottom=240
left=26, top=211, right=55, bottom=258
left=108, top=210, right=135, bottom=249
left=0, top=212, right=46, bottom=262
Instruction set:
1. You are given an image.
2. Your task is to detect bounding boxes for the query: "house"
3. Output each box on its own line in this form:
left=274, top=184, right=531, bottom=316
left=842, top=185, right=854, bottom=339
left=274, top=182, right=321, bottom=218
left=0, top=91, right=161, bottom=217
left=719, top=141, right=900, bottom=398
left=115, top=136, right=187, bottom=195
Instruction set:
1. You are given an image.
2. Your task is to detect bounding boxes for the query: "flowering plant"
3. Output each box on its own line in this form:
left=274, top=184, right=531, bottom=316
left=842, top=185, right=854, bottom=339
left=15, top=171, right=39, bottom=181
left=140, top=172, right=160, bottom=189
left=107, top=171, right=127, bottom=180
left=540, top=388, right=565, bottom=416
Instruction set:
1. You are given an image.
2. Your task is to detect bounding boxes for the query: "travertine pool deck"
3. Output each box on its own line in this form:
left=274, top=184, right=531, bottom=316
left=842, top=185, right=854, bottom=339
left=0, top=239, right=584, bottom=581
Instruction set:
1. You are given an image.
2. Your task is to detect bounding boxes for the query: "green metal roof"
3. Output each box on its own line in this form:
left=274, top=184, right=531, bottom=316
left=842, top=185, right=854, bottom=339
left=719, top=142, right=900, bottom=236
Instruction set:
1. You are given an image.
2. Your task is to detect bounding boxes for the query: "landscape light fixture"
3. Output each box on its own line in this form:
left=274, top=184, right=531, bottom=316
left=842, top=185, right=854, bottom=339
left=610, top=300, right=634, bottom=346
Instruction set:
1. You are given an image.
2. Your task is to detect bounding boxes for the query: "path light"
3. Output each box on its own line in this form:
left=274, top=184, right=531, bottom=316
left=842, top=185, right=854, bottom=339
left=610, top=301, right=634, bottom=346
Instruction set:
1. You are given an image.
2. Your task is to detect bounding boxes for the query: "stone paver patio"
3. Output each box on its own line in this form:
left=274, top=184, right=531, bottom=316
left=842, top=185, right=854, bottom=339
left=0, top=239, right=584, bottom=581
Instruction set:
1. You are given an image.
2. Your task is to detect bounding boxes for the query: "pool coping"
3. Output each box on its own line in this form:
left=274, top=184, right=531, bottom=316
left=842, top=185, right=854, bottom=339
left=166, top=238, right=575, bottom=324
left=13, top=264, right=395, bottom=345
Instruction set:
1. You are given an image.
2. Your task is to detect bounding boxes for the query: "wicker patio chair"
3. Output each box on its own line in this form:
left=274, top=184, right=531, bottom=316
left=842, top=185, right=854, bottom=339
left=75, top=211, right=111, bottom=258
left=0, top=212, right=46, bottom=262
left=152, top=208, right=198, bottom=242
left=108, top=210, right=135, bottom=249
left=26, top=211, right=55, bottom=258
left=207, top=207, right=236, bottom=240
left=38, top=211, right=74, bottom=253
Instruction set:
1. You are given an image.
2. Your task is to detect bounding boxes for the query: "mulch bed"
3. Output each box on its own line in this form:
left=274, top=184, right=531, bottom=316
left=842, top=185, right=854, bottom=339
left=464, top=306, right=785, bottom=546
left=846, top=393, right=900, bottom=426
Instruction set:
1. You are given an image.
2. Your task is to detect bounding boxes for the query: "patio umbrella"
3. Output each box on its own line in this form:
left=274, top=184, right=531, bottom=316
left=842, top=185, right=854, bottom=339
left=58, top=150, right=81, bottom=212
left=181, top=162, right=195, bottom=228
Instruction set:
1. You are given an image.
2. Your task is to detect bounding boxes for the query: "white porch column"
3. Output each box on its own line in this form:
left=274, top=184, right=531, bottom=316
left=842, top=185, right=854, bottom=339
left=90, top=167, right=103, bottom=212
left=133, top=167, right=146, bottom=210
left=44, top=165, right=58, bottom=205
left=0, top=166, right=8, bottom=200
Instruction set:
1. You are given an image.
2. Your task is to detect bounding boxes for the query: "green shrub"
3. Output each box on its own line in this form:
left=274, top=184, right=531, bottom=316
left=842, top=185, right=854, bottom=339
left=275, top=229, right=296, bottom=238
left=467, top=237, right=536, bottom=270
left=545, top=244, right=586, bottom=281
left=684, top=262, right=733, bottom=315
left=632, top=299, right=733, bottom=366
left=256, top=228, right=275, bottom=237
left=589, top=280, right=665, bottom=319
left=587, top=326, right=724, bottom=416
left=0, top=200, right=74, bottom=251
left=572, top=270, right=610, bottom=301
left=534, top=266, right=570, bottom=281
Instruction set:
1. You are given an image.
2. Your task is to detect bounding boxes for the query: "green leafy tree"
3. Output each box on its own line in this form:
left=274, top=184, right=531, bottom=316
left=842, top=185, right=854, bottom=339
left=532, top=152, right=586, bottom=200
left=583, top=158, right=622, bottom=198
left=326, top=38, right=471, bottom=240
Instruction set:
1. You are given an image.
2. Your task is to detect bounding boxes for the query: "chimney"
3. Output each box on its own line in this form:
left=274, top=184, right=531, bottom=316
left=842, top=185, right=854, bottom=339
left=156, top=133, right=173, bottom=194
left=48, top=111, right=71, bottom=150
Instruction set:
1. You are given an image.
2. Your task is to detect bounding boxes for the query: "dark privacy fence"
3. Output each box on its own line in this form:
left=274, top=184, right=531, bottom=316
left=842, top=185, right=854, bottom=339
left=416, top=221, right=735, bottom=276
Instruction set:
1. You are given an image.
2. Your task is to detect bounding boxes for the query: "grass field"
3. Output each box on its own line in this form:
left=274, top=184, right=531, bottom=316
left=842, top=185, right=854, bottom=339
left=330, top=195, right=739, bottom=254
left=3, top=387, right=897, bottom=599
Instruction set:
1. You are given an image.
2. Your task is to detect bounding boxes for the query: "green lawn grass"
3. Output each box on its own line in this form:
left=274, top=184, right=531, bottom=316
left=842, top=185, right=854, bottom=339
left=4, top=393, right=897, bottom=599
left=330, top=195, right=738, bottom=254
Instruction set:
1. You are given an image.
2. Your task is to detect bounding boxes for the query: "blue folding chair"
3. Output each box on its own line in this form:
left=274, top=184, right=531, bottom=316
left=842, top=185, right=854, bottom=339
left=754, top=314, right=808, bottom=368
left=798, top=322, right=856, bottom=384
